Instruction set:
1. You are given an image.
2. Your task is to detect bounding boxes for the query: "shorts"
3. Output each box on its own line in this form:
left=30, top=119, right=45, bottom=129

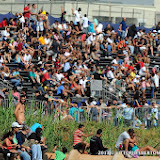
left=73, top=143, right=84, bottom=151
left=155, top=87, right=158, bottom=92
left=141, top=87, right=146, bottom=91
left=36, top=21, right=44, bottom=31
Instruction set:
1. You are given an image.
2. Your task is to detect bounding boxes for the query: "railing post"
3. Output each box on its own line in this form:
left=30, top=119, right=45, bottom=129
left=77, top=108, right=80, bottom=123
left=99, top=108, right=102, bottom=123
left=133, top=108, right=136, bottom=128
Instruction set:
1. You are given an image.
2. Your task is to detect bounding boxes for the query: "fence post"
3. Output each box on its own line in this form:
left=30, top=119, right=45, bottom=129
left=11, top=2, right=13, bottom=14
left=77, top=109, right=80, bottom=123
left=99, top=108, right=102, bottom=123
left=121, top=8, right=123, bottom=19
left=155, top=11, right=157, bottom=26
left=132, top=108, right=136, bottom=128
left=132, top=8, right=134, bottom=19
left=87, top=3, right=89, bottom=17
left=143, top=10, right=145, bottom=26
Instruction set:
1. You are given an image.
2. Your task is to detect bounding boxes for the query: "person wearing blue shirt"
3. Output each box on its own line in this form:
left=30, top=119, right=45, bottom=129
left=120, top=17, right=127, bottom=39
left=123, top=102, right=134, bottom=127
left=57, top=83, right=64, bottom=95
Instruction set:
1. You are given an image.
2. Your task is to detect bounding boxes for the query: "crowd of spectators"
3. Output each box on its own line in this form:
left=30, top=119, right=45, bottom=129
left=0, top=4, right=159, bottom=128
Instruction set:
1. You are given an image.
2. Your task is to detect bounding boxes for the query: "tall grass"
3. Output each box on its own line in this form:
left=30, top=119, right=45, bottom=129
left=0, top=100, right=160, bottom=152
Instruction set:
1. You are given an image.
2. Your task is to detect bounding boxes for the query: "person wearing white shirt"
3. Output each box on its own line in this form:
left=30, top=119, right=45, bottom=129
left=154, top=73, right=159, bottom=88
left=79, top=76, right=89, bottom=89
left=107, top=68, right=115, bottom=80
left=23, top=51, right=32, bottom=70
left=72, top=8, right=81, bottom=31
left=55, top=71, right=64, bottom=81
left=2, top=28, right=10, bottom=40
left=82, top=14, right=88, bottom=34
left=152, top=102, right=159, bottom=127
left=139, top=66, right=149, bottom=77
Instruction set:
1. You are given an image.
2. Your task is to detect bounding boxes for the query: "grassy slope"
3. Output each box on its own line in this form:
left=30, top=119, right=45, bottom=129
left=0, top=104, right=160, bottom=152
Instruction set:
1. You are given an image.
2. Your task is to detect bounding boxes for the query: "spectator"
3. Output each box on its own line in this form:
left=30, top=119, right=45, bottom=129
left=115, top=129, right=136, bottom=158
left=72, top=8, right=82, bottom=31
left=90, top=129, right=108, bottom=155
left=24, top=4, right=31, bottom=23
left=123, top=102, right=134, bottom=127
left=73, top=124, right=93, bottom=153
left=120, top=17, right=127, bottom=39
left=61, top=6, right=66, bottom=23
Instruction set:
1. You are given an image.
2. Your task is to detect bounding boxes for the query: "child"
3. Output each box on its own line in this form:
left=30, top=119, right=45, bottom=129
left=47, top=145, right=68, bottom=160
left=2, top=131, right=21, bottom=160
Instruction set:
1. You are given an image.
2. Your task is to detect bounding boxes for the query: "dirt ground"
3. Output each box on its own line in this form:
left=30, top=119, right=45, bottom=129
left=67, top=150, right=160, bottom=160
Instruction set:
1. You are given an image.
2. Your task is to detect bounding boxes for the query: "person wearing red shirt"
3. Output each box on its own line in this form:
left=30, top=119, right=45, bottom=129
left=73, top=124, right=93, bottom=153
left=0, top=18, right=8, bottom=30
left=42, top=69, right=56, bottom=84
left=24, top=4, right=31, bottom=19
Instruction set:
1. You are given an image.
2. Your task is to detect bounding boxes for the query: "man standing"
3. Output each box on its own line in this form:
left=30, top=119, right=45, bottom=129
left=24, top=4, right=31, bottom=24
left=72, top=8, right=82, bottom=31
left=90, top=129, right=108, bottom=155
left=36, top=10, right=45, bottom=37
left=14, top=95, right=26, bottom=125
left=115, top=129, right=136, bottom=158
left=120, top=17, right=127, bottom=39
left=82, top=14, right=88, bottom=34
left=73, top=124, right=93, bottom=153
left=30, top=4, right=37, bottom=30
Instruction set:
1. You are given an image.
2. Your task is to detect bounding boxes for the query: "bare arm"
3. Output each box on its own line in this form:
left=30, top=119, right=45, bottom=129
left=72, top=9, right=75, bottom=15
left=61, top=6, right=64, bottom=13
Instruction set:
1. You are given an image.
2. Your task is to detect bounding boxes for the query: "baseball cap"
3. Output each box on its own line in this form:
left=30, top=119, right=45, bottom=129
left=11, top=122, right=23, bottom=128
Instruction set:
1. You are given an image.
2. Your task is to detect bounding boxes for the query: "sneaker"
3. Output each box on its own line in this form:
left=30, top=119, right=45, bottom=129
left=124, top=153, right=132, bottom=159
left=105, top=56, right=108, bottom=59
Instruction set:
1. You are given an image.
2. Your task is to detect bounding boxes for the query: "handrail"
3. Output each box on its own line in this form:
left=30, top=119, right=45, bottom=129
left=0, top=78, right=13, bottom=89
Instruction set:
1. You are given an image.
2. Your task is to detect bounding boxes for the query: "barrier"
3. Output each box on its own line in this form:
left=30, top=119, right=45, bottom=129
left=1, top=98, right=159, bottom=128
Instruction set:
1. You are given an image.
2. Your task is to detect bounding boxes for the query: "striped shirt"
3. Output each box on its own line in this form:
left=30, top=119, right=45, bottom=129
left=73, top=129, right=84, bottom=146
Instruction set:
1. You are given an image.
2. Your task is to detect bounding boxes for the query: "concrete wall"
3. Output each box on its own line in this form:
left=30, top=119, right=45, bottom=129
left=0, top=1, right=158, bottom=27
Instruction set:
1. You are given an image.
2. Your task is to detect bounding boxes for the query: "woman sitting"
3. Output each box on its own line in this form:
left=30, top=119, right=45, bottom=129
left=129, top=133, right=157, bottom=158
left=2, top=131, right=21, bottom=160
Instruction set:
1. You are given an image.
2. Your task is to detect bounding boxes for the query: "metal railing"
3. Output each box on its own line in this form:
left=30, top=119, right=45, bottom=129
left=0, top=78, right=13, bottom=90
left=1, top=98, right=160, bottom=128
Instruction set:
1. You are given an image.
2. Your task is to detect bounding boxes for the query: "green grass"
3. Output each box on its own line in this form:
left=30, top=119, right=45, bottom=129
left=0, top=100, right=160, bottom=152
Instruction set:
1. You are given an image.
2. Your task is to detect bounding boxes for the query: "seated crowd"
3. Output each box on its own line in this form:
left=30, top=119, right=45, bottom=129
left=0, top=3, right=160, bottom=159
left=0, top=3, right=159, bottom=128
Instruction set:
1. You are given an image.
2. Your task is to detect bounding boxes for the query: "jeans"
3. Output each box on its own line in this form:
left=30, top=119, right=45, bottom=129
left=10, top=79, right=21, bottom=86
left=121, top=30, right=126, bottom=39
left=31, top=144, right=42, bottom=160
left=17, top=149, right=31, bottom=160
left=151, top=87, right=155, bottom=98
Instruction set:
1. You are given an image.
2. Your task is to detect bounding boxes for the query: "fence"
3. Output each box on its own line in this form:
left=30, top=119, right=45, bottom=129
left=1, top=98, right=160, bottom=128
left=0, top=1, right=158, bottom=28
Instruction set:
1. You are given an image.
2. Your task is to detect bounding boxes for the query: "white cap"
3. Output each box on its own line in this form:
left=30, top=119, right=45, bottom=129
left=142, top=77, right=145, bottom=80
left=153, top=30, right=157, bottom=33
left=11, top=122, right=23, bottom=128
left=93, top=33, right=96, bottom=36
left=158, top=30, right=160, bottom=34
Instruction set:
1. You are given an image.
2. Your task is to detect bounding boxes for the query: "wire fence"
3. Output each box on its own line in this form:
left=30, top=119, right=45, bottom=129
left=0, top=1, right=158, bottom=28
left=1, top=98, right=160, bottom=129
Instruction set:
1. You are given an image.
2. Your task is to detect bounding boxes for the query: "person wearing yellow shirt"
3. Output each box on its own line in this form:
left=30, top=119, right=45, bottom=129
left=129, top=69, right=136, bottom=81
